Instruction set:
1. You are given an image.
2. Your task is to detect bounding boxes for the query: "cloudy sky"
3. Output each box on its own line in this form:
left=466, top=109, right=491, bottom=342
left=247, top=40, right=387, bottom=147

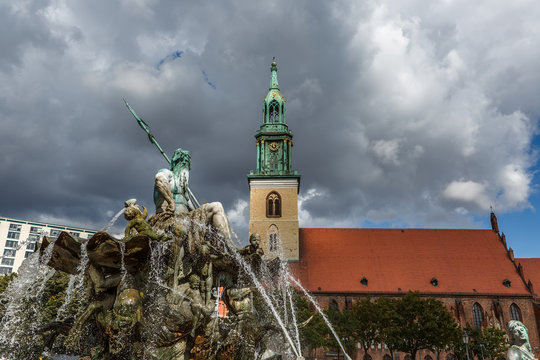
left=1, top=0, right=539, bottom=257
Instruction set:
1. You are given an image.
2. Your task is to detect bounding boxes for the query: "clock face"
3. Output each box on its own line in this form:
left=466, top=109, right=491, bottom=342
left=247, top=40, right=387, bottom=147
left=269, top=142, right=279, bottom=151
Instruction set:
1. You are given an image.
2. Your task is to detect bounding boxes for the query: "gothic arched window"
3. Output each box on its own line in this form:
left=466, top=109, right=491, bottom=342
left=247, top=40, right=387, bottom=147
left=472, top=303, right=484, bottom=328
left=509, top=303, right=522, bottom=321
left=266, top=192, right=281, bottom=217
left=269, top=101, right=279, bottom=122
left=268, top=224, right=279, bottom=252
left=330, top=299, right=339, bottom=312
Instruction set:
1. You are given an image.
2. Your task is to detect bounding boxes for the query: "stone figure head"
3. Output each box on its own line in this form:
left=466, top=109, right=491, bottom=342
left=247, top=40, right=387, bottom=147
left=189, top=274, right=200, bottom=290
left=124, top=205, right=141, bottom=220
left=507, top=320, right=531, bottom=350
left=249, top=233, right=261, bottom=247
left=171, top=148, right=191, bottom=171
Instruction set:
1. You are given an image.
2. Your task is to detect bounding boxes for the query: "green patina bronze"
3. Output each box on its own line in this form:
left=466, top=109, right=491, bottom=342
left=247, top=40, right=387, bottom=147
left=506, top=320, right=536, bottom=360
left=249, top=58, right=301, bottom=180
left=124, top=99, right=201, bottom=208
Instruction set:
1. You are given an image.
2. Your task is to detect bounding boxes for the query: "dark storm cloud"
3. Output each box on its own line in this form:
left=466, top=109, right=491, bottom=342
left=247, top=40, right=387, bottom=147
left=0, top=0, right=539, bottom=239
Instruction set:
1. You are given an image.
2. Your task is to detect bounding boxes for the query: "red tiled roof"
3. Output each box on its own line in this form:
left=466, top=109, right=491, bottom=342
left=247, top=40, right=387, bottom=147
left=517, top=258, right=540, bottom=298
left=290, top=228, right=531, bottom=296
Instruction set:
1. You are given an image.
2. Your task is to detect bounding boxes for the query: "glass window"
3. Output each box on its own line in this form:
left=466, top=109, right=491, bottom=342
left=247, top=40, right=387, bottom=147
left=25, top=251, right=33, bottom=258
left=5, top=240, right=18, bottom=248
left=7, top=232, right=20, bottom=240
left=49, top=229, right=62, bottom=237
left=269, top=233, right=277, bottom=251
left=3, top=249, right=16, bottom=257
left=266, top=192, right=282, bottom=217
left=472, top=303, right=484, bottom=328
left=69, top=231, right=80, bottom=237
left=509, top=303, right=522, bottom=322
left=9, top=224, right=21, bottom=232
left=30, top=226, right=41, bottom=233
left=28, top=234, right=40, bottom=242
left=1, top=258, right=14, bottom=266
left=26, top=242, right=35, bottom=250
left=0, top=267, right=12, bottom=275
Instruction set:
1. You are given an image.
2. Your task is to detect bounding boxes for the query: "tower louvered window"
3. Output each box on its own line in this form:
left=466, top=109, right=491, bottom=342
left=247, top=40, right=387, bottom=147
left=269, top=101, right=279, bottom=122
left=472, top=303, right=483, bottom=328
left=509, top=303, right=522, bottom=321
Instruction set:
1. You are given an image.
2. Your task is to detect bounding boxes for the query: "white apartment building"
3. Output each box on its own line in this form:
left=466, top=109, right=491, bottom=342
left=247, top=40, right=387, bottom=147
left=0, top=216, right=97, bottom=274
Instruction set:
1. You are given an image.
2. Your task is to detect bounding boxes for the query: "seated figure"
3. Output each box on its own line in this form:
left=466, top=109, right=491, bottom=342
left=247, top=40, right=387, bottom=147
left=153, top=148, right=234, bottom=242
left=124, top=199, right=166, bottom=241
left=154, top=148, right=194, bottom=215
left=506, top=320, right=536, bottom=360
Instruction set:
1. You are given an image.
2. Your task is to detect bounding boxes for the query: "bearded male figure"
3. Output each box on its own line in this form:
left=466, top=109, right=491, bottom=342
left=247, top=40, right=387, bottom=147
left=153, top=148, right=234, bottom=243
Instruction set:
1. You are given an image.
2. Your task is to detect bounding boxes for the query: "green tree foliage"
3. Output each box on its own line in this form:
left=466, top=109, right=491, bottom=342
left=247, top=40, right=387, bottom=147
left=376, top=297, right=401, bottom=359
left=0, top=273, right=16, bottom=315
left=478, top=325, right=508, bottom=359
left=388, top=292, right=461, bottom=360
left=454, top=325, right=507, bottom=360
left=300, top=291, right=463, bottom=360
left=352, top=297, right=384, bottom=358
left=294, top=292, right=327, bottom=353
left=325, top=305, right=358, bottom=358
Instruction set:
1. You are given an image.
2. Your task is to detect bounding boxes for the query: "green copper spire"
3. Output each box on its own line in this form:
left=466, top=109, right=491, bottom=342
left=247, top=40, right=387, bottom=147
left=270, top=57, right=279, bottom=90
left=248, top=59, right=300, bottom=179
left=263, top=58, right=286, bottom=125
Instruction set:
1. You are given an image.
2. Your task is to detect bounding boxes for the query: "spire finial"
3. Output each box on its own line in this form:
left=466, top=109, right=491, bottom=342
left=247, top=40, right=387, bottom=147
left=269, top=57, right=279, bottom=90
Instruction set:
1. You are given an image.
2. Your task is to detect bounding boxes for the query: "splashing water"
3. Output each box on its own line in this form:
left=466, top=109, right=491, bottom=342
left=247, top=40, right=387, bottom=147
left=215, top=233, right=301, bottom=358
left=118, top=240, right=127, bottom=283
left=101, top=207, right=125, bottom=232
left=56, top=239, right=90, bottom=320
left=288, top=274, right=352, bottom=360
left=0, top=238, right=58, bottom=352
left=287, top=277, right=302, bottom=356
left=55, top=275, right=77, bottom=321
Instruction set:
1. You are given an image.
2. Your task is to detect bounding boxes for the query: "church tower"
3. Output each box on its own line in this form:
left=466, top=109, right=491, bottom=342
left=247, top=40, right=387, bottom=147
left=248, top=59, right=301, bottom=260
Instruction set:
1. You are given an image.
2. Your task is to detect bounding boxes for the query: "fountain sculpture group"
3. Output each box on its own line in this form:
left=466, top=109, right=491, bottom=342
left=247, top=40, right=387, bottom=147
left=30, top=147, right=297, bottom=359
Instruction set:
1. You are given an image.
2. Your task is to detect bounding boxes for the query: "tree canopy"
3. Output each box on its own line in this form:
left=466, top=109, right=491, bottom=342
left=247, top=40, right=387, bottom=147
left=298, top=291, right=506, bottom=360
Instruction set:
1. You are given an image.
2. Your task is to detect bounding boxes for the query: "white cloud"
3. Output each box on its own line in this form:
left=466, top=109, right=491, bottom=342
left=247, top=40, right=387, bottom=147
left=442, top=180, right=491, bottom=211
left=497, top=164, right=531, bottom=209
left=227, top=199, right=249, bottom=230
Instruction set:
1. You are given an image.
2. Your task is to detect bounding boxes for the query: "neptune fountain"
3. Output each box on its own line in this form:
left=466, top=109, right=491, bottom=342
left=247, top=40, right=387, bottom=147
left=0, top=103, right=313, bottom=359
